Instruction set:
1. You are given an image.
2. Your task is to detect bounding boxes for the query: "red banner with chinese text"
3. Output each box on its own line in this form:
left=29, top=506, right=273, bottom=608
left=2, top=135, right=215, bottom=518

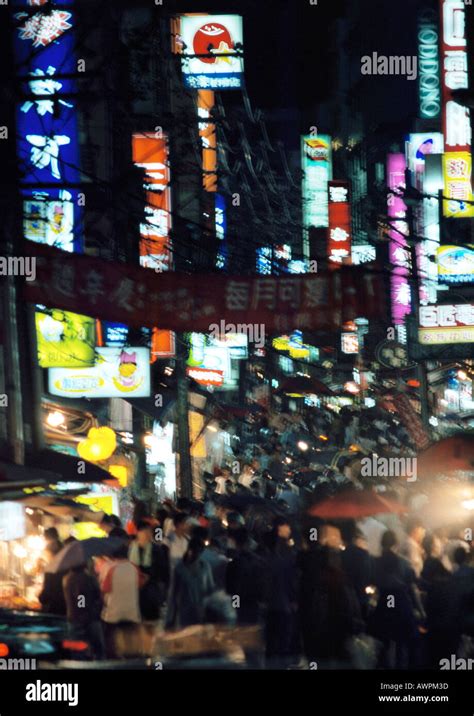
left=23, top=242, right=386, bottom=333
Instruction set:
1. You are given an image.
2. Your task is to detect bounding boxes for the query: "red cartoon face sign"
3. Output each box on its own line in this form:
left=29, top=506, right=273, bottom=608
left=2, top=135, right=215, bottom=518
left=193, top=22, right=233, bottom=64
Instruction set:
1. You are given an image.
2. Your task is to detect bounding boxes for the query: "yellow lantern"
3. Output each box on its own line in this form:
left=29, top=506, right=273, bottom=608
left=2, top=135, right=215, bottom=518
left=77, top=426, right=117, bottom=462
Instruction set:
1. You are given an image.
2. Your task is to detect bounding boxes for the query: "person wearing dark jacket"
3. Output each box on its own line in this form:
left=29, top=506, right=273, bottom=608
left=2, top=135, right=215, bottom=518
left=371, top=530, right=424, bottom=669
left=129, top=521, right=170, bottom=621
left=165, top=537, right=215, bottom=629
left=63, top=564, right=105, bottom=659
left=226, top=527, right=267, bottom=625
left=261, top=518, right=298, bottom=668
left=299, top=541, right=362, bottom=666
left=39, top=546, right=67, bottom=616
left=341, top=523, right=374, bottom=621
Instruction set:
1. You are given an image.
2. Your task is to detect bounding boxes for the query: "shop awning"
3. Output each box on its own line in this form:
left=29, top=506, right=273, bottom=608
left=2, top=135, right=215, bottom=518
left=25, top=449, right=113, bottom=485
left=0, top=460, right=60, bottom=488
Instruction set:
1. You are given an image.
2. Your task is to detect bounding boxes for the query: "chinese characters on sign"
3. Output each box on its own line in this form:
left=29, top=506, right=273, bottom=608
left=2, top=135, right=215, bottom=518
left=419, top=303, right=474, bottom=344
left=387, top=154, right=411, bottom=328
left=23, top=243, right=386, bottom=333
left=328, top=180, right=352, bottom=267
left=14, top=0, right=82, bottom=252
left=440, top=0, right=474, bottom=218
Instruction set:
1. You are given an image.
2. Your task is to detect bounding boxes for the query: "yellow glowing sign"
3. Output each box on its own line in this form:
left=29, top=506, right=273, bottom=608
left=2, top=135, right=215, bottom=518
left=189, top=411, right=206, bottom=458
left=443, top=152, right=474, bottom=218
left=108, top=465, right=128, bottom=488
left=36, top=309, right=95, bottom=368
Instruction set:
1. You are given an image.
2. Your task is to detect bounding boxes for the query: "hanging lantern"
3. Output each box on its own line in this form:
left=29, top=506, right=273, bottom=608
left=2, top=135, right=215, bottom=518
left=77, top=426, right=117, bottom=462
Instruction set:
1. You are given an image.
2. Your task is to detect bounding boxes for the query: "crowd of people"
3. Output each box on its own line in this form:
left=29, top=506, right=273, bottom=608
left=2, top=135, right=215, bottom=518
left=37, top=488, right=474, bottom=669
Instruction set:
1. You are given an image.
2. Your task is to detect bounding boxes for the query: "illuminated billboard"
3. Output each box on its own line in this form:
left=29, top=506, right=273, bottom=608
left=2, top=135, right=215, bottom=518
left=419, top=304, right=474, bottom=344
left=406, top=133, right=444, bottom=175
left=328, top=180, right=352, bottom=266
left=132, top=133, right=175, bottom=360
left=387, top=154, right=411, bottom=327
left=132, top=133, right=172, bottom=271
left=406, top=133, right=444, bottom=305
left=437, top=245, right=474, bottom=283
left=187, top=333, right=232, bottom=387
left=13, top=0, right=82, bottom=252
left=341, top=332, right=359, bottom=354
left=418, top=8, right=441, bottom=119
left=442, top=152, right=474, bottom=218
left=273, top=331, right=318, bottom=361
left=49, top=347, right=151, bottom=398
left=36, top=309, right=95, bottom=368
left=440, top=0, right=474, bottom=218
left=180, top=15, right=244, bottom=90
left=302, top=135, right=332, bottom=230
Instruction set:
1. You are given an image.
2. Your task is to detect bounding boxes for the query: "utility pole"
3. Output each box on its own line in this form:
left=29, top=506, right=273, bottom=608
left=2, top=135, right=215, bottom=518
left=405, top=195, right=431, bottom=430
left=175, top=335, right=193, bottom=498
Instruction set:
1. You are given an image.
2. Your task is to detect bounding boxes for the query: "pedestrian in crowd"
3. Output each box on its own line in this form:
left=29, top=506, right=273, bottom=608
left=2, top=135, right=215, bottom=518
left=341, top=522, right=374, bottom=621
left=371, top=530, right=424, bottom=669
left=420, top=533, right=450, bottom=587
left=165, top=513, right=191, bottom=573
left=100, top=514, right=129, bottom=540
left=262, top=517, right=298, bottom=668
left=214, top=465, right=232, bottom=495
left=100, top=542, right=142, bottom=658
left=129, top=521, right=170, bottom=621
left=299, top=528, right=362, bottom=667
left=165, top=536, right=215, bottom=629
left=226, top=526, right=267, bottom=625
left=401, top=518, right=426, bottom=578
left=238, top=462, right=255, bottom=488
left=38, top=545, right=67, bottom=616
left=63, top=563, right=105, bottom=659
left=44, top=527, right=63, bottom=554
left=268, top=444, right=284, bottom=483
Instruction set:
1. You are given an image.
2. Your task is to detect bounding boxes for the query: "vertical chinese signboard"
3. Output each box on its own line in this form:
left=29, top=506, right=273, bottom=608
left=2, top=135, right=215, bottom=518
left=387, top=154, right=411, bottom=329
left=327, top=180, right=352, bottom=267
left=132, top=132, right=175, bottom=358
left=13, top=0, right=82, bottom=253
left=440, top=0, right=474, bottom=218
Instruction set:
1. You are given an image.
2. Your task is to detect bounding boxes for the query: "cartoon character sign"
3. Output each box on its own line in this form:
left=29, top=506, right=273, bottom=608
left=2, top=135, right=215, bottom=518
left=112, top=351, right=144, bottom=392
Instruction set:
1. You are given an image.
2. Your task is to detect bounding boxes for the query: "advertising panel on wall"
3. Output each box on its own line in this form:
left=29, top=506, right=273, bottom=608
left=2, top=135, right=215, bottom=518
left=187, top=333, right=232, bottom=388
left=406, top=133, right=444, bottom=305
left=440, top=0, right=474, bottom=218
left=418, top=303, right=474, bottom=344
left=327, top=181, right=352, bottom=266
left=36, top=309, right=96, bottom=368
left=13, top=0, right=82, bottom=252
left=302, top=135, right=333, bottom=231
left=387, top=154, right=411, bottom=328
left=436, top=245, right=474, bottom=283
left=180, top=15, right=244, bottom=90
left=48, top=347, right=151, bottom=398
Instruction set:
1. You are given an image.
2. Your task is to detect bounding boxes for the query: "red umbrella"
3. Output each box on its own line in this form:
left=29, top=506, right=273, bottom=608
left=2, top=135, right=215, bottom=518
left=280, top=376, right=334, bottom=396
left=417, top=434, right=474, bottom=479
left=308, top=489, right=407, bottom=519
